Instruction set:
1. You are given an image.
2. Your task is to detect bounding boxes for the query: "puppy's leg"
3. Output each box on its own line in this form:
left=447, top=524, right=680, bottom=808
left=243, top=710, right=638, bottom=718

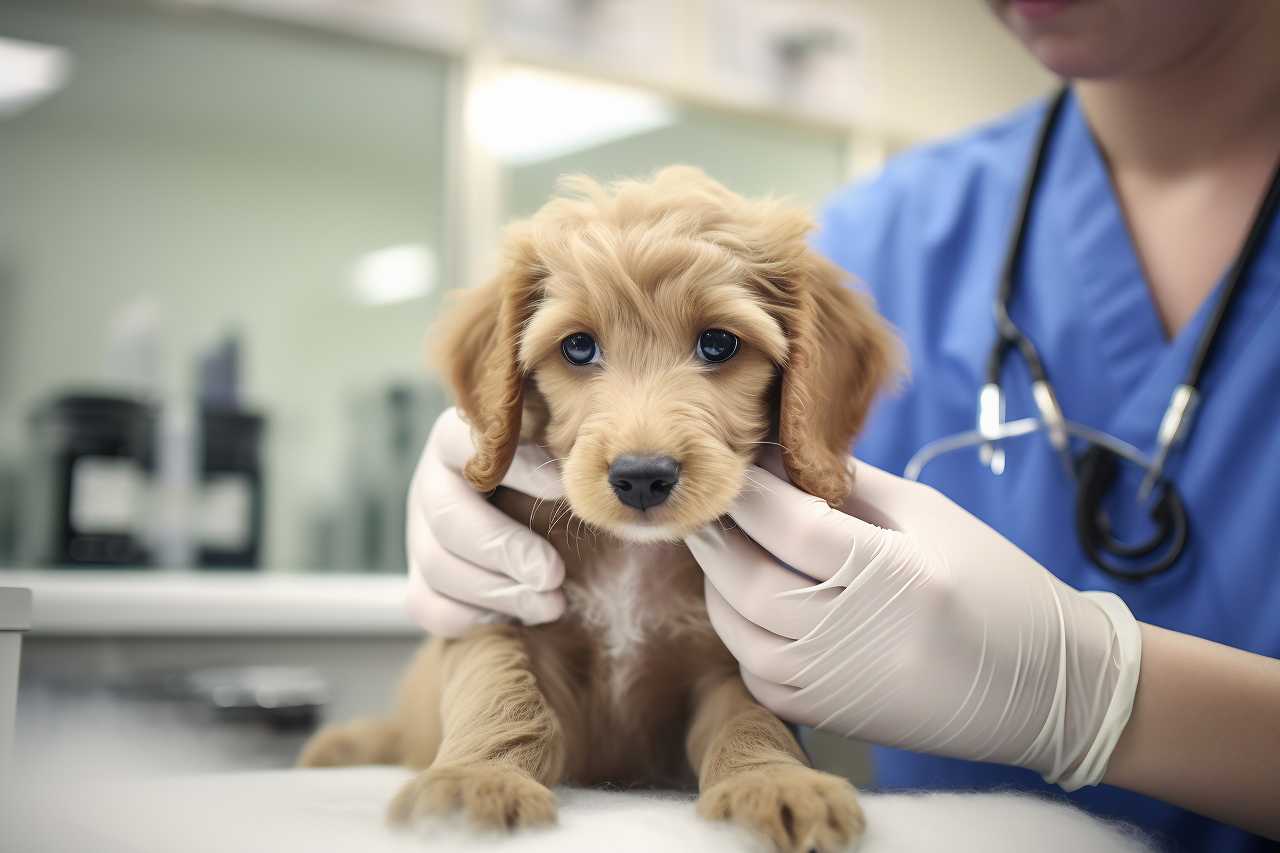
left=299, top=636, right=449, bottom=769
left=388, top=625, right=564, bottom=831
left=688, top=675, right=864, bottom=853
left=297, top=717, right=401, bottom=767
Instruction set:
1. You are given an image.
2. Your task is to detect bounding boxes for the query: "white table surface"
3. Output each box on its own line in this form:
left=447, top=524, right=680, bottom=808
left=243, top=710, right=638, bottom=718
left=8, top=766, right=1155, bottom=853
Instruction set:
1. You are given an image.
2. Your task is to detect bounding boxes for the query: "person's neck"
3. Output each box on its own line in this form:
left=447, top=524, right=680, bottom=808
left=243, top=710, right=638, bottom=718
left=1075, top=4, right=1280, bottom=179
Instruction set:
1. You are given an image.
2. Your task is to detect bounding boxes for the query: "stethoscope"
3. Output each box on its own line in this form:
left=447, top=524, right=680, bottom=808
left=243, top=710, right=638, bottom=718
left=905, top=87, right=1280, bottom=581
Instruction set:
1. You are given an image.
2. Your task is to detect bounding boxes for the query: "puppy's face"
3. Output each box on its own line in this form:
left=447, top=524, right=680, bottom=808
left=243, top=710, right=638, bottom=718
left=520, top=244, right=786, bottom=542
left=436, top=167, right=899, bottom=542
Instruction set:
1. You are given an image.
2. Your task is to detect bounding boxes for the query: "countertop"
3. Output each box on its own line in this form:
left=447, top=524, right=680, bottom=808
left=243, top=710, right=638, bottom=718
left=0, top=570, right=419, bottom=636
left=0, top=586, right=33, bottom=631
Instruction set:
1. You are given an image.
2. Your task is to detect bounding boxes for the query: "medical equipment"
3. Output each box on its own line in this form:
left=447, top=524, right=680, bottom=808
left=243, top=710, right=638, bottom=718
left=25, top=393, right=157, bottom=566
left=906, top=87, right=1280, bottom=580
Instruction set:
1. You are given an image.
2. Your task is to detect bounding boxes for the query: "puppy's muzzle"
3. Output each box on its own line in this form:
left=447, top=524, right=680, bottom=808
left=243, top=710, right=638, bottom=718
left=608, top=455, right=680, bottom=511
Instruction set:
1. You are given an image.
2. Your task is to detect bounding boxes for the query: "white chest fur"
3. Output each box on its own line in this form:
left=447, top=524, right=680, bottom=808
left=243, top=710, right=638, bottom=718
left=564, top=547, right=707, bottom=704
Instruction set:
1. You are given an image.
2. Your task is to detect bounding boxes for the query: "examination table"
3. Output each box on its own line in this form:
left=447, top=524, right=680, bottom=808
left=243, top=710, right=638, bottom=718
left=11, top=765, right=1155, bottom=852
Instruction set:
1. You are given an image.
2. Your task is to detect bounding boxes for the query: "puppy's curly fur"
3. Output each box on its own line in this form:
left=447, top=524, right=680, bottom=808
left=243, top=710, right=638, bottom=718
left=300, top=167, right=900, bottom=853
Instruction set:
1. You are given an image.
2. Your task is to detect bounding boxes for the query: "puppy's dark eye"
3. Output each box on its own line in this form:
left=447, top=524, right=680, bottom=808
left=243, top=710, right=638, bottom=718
left=696, top=329, right=739, bottom=364
left=561, top=332, right=600, bottom=366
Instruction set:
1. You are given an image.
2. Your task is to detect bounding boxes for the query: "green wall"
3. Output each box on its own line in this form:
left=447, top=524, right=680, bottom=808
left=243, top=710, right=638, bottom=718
left=0, top=0, right=451, bottom=569
left=508, top=105, right=848, bottom=219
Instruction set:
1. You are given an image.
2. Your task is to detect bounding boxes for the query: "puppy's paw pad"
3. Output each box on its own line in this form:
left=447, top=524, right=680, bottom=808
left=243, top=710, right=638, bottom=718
left=697, top=766, right=864, bottom=853
left=388, top=765, right=557, bottom=831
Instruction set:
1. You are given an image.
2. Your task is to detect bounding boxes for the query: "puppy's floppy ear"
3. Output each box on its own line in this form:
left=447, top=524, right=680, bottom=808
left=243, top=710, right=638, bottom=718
left=708, top=182, right=901, bottom=505
left=778, top=252, right=900, bottom=504
left=433, top=228, right=543, bottom=492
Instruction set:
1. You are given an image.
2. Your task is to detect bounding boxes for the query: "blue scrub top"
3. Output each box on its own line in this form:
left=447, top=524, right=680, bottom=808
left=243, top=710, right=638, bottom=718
left=816, top=89, right=1280, bottom=853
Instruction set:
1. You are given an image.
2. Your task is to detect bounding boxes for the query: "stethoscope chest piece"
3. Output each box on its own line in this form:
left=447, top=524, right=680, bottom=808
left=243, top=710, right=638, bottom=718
left=1074, top=445, right=1189, bottom=581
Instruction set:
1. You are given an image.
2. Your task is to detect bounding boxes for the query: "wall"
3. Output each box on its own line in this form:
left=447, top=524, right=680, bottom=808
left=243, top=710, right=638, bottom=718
left=508, top=103, right=851, bottom=219
left=0, top=0, right=451, bottom=569
left=858, top=0, right=1057, bottom=145
left=506, top=0, right=1056, bottom=219
left=0, top=0, right=1058, bottom=571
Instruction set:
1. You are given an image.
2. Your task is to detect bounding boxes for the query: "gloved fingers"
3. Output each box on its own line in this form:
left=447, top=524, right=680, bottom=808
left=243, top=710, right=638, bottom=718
left=413, top=447, right=565, bottom=591
left=431, top=407, right=565, bottom=500
left=686, top=523, right=840, bottom=640
left=409, top=518, right=566, bottom=624
left=405, top=563, right=491, bottom=638
left=740, top=665, right=813, bottom=726
left=842, top=459, right=931, bottom=527
left=729, top=463, right=887, bottom=581
left=703, top=576, right=805, bottom=686
left=505, top=441, right=568, bottom=501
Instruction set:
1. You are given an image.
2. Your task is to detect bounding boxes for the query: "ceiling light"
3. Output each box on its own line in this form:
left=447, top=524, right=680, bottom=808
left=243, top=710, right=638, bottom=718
left=468, top=67, right=676, bottom=165
left=350, top=244, right=437, bottom=306
left=0, top=36, right=71, bottom=117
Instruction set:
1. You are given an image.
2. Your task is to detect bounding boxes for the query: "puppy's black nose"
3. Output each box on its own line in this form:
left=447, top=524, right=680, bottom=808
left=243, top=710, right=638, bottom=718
left=608, top=455, right=680, bottom=511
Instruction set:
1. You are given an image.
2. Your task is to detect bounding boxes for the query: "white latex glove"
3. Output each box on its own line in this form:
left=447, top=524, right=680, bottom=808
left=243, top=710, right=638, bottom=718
left=686, top=458, right=1142, bottom=791
left=405, top=407, right=566, bottom=637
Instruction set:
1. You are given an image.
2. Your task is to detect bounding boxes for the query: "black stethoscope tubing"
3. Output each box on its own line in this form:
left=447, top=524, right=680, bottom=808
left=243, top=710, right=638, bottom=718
left=991, top=86, right=1280, bottom=581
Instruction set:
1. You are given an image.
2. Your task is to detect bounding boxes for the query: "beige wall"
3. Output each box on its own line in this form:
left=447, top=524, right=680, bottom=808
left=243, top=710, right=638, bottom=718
left=858, top=0, right=1057, bottom=145
left=507, top=104, right=850, bottom=220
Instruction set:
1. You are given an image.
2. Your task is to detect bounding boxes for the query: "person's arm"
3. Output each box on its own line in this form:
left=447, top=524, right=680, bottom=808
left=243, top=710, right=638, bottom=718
left=1105, top=623, right=1280, bottom=838
left=686, top=457, right=1280, bottom=840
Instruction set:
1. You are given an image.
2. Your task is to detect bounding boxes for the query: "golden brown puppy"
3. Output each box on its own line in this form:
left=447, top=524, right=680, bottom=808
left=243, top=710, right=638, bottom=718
left=299, top=166, right=899, bottom=853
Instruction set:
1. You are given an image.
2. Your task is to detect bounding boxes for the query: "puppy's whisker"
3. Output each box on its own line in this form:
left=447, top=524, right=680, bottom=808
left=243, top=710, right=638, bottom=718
left=549, top=499, right=573, bottom=533
left=569, top=515, right=592, bottom=559
left=533, top=456, right=569, bottom=474
left=745, top=440, right=791, bottom=453
left=741, top=471, right=776, bottom=496
left=527, top=496, right=548, bottom=531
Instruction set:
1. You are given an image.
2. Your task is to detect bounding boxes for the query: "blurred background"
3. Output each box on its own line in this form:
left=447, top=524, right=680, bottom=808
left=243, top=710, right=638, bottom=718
left=0, top=0, right=1051, bottom=783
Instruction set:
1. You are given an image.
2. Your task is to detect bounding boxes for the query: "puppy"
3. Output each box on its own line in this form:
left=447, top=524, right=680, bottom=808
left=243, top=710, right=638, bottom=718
left=299, top=166, right=899, bottom=853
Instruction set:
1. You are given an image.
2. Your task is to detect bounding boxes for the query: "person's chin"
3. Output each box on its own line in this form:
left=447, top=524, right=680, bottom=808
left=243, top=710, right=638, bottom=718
left=997, top=0, right=1127, bottom=79
left=1024, top=39, right=1123, bottom=79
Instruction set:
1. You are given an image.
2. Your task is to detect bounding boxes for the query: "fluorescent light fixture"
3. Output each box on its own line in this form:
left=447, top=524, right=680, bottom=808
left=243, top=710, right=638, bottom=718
left=0, top=36, right=71, bottom=117
left=468, top=67, right=676, bottom=165
left=350, top=244, right=437, bottom=306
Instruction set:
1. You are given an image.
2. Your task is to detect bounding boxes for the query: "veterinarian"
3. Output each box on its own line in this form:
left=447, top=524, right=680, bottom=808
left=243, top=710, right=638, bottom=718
left=405, top=0, right=1280, bottom=849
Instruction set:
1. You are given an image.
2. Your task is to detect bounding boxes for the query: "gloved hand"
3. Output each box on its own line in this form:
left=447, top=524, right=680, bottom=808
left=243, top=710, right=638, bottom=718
left=405, top=408, right=566, bottom=637
left=686, top=458, right=1142, bottom=791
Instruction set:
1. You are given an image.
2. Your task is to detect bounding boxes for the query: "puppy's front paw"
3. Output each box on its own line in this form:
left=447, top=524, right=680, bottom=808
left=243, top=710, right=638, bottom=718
left=388, top=764, right=557, bottom=831
left=297, top=724, right=367, bottom=768
left=697, top=765, right=865, bottom=853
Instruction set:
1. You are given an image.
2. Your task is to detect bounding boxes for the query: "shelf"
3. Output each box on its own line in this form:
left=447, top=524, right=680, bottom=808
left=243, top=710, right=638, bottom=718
left=0, top=570, right=421, bottom=637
